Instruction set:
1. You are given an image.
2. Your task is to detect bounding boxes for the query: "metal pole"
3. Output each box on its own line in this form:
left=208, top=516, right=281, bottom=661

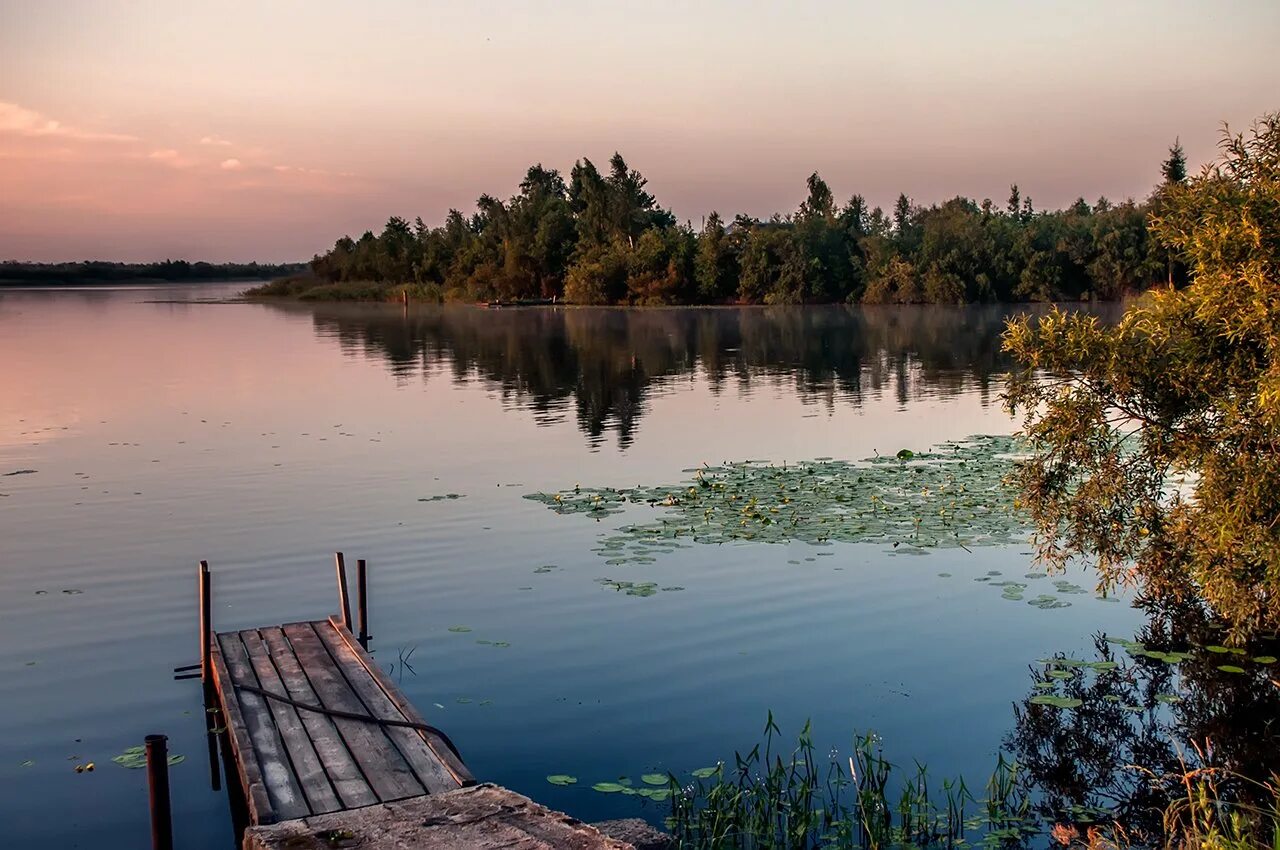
left=146, top=734, right=174, bottom=850
left=199, top=561, right=211, bottom=685
left=356, top=558, right=369, bottom=649
left=334, top=552, right=352, bottom=632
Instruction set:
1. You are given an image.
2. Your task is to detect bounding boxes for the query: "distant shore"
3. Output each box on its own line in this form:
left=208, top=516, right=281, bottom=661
left=0, top=261, right=306, bottom=288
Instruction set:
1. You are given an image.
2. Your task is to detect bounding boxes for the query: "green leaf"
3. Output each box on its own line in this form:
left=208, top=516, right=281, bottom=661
left=546, top=775, right=577, bottom=786
left=591, top=782, right=627, bottom=793
left=1029, top=695, right=1083, bottom=709
left=641, top=773, right=667, bottom=786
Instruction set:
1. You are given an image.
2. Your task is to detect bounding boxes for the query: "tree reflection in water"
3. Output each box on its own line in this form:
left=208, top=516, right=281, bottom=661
left=1005, top=598, right=1279, bottom=843
left=267, top=303, right=1106, bottom=448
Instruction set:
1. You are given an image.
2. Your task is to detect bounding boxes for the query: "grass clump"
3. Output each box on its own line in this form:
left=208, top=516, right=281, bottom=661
left=665, top=714, right=1033, bottom=849
left=245, top=274, right=445, bottom=302
left=662, top=717, right=1280, bottom=849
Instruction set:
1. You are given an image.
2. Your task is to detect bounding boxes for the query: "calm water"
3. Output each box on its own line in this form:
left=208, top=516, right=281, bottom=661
left=0, top=286, right=1218, bottom=846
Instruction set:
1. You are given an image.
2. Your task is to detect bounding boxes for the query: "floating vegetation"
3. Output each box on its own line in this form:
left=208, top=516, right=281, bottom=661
left=532, top=564, right=559, bottom=574
left=446, top=625, right=471, bottom=633
left=418, top=493, right=464, bottom=502
left=526, top=436, right=1032, bottom=564
left=1029, top=695, right=1083, bottom=709
left=112, top=746, right=184, bottom=769
left=596, top=578, right=683, bottom=597
left=592, top=781, right=628, bottom=793
left=2, top=469, right=37, bottom=476
left=546, top=774, right=577, bottom=786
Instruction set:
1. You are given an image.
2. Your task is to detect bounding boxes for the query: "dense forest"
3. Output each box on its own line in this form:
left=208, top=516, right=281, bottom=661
left=0, top=260, right=305, bottom=285
left=256, top=144, right=1188, bottom=304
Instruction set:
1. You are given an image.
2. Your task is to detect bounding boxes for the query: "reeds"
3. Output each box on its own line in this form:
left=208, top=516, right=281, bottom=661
left=664, top=718, right=1279, bottom=849
left=665, top=713, right=1031, bottom=849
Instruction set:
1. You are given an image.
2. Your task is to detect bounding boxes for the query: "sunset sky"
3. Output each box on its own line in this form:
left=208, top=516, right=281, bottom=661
left=2, top=0, right=1277, bottom=263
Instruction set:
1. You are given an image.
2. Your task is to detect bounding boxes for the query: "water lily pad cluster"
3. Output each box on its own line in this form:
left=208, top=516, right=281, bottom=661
left=546, top=769, right=693, bottom=801
left=596, top=578, right=684, bottom=597
left=525, top=435, right=1031, bottom=561
left=112, top=746, right=184, bottom=769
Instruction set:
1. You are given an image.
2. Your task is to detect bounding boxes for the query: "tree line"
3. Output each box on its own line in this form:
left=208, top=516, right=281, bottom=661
left=283, top=145, right=1189, bottom=304
left=0, top=260, right=305, bottom=285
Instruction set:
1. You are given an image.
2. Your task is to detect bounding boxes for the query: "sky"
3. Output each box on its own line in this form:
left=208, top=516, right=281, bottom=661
left=1, top=0, right=1277, bottom=263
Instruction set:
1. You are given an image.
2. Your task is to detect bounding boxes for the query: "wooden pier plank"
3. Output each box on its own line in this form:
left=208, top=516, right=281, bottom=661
left=240, top=629, right=343, bottom=815
left=210, top=641, right=277, bottom=826
left=315, top=618, right=465, bottom=794
left=259, top=628, right=379, bottom=811
left=218, top=634, right=312, bottom=821
left=281, top=622, right=426, bottom=802
left=326, top=615, right=475, bottom=788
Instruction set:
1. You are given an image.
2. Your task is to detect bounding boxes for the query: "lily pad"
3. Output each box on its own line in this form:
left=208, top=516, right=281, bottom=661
left=1217, top=665, right=1246, bottom=674
left=525, top=436, right=1034, bottom=565
left=691, top=766, right=719, bottom=779
left=641, top=773, right=667, bottom=786
left=1029, top=695, right=1083, bottom=709
left=546, top=775, right=577, bottom=786
left=112, top=746, right=183, bottom=769
left=592, top=782, right=627, bottom=793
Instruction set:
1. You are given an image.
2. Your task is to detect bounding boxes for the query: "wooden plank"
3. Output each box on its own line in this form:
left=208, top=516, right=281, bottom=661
left=315, top=618, right=465, bottom=794
left=282, top=622, right=426, bottom=802
left=259, top=628, right=377, bottom=811
left=240, top=630, right=343, bottom=815
left=210, top=641, right=276, bottom=825
left=326, top=615, right=475, bottom=788
left=218, top=633, right=311, bottom=821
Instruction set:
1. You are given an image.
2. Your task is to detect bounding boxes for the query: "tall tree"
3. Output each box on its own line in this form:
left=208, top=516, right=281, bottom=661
left=1003, top=112, right=1280, bottom=639
left=1161, top=138, right=1188, bottom=184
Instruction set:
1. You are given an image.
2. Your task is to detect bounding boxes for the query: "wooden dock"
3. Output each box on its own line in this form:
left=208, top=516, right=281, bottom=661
left=210, top=614, right=475, bottom=826
left=193, top=556, right=666, bottom=850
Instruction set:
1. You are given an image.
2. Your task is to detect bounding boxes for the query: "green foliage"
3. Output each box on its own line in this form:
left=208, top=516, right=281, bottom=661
left=280, top=145, right=1180, bottom=305
left=666, top=716, right=1034, bottom=849
left=0, top=260, right=303, bottom=285
left=1003, top=111, right=1280, bottom=639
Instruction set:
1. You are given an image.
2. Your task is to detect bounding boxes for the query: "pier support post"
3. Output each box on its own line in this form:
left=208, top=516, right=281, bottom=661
left=146, top=734, right=175, bottom=850
left=199, top=561, right=212, bottom=685
left=356, top=558, right=370, bottom=649
left=335, top=552, right=352, bottom=632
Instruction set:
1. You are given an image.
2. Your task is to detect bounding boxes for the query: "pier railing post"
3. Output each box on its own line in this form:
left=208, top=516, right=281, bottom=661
left=357, top=558, right=370, bottom=649
left=146, top=734, right=175, bottom=850
left=335, top=552, right=353, bottom=632
left=199, top=561, right=211, bottom=685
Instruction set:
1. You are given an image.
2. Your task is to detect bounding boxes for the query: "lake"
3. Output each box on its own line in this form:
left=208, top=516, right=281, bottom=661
left=0, top=286, right=1266, bottom=848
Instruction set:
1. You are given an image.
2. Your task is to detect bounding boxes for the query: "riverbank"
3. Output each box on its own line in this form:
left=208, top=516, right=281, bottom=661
left=244, top=273, right=1126, bottom=306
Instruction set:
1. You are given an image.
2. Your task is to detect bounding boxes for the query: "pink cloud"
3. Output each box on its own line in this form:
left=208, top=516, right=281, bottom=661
left=0, top=101, right=136, bottom=142
left=199, top=136, right=233, bottom=146
left=219, top=158, right=243, bottom=170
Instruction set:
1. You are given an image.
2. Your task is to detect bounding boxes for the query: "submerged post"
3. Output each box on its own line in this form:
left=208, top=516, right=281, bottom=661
left=199, top=561, right=212, bottom=685
left=334, top=552, right=352, bottom=632
left=356, top=558, right=369, bottom=649
left=146, top=734, right=174, bottom=850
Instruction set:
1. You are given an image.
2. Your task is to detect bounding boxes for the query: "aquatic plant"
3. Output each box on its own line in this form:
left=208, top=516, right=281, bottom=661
left=663, top=714, right=1035, bottom=849
left=525, top=435, right=1032, bottom=566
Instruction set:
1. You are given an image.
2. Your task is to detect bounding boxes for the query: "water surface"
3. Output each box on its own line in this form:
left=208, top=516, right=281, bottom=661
left=1, top=287, right=1149, bottom=847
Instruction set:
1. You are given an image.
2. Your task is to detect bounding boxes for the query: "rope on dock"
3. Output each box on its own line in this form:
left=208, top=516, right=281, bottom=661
left=231, top=680, right=465, bottom=760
